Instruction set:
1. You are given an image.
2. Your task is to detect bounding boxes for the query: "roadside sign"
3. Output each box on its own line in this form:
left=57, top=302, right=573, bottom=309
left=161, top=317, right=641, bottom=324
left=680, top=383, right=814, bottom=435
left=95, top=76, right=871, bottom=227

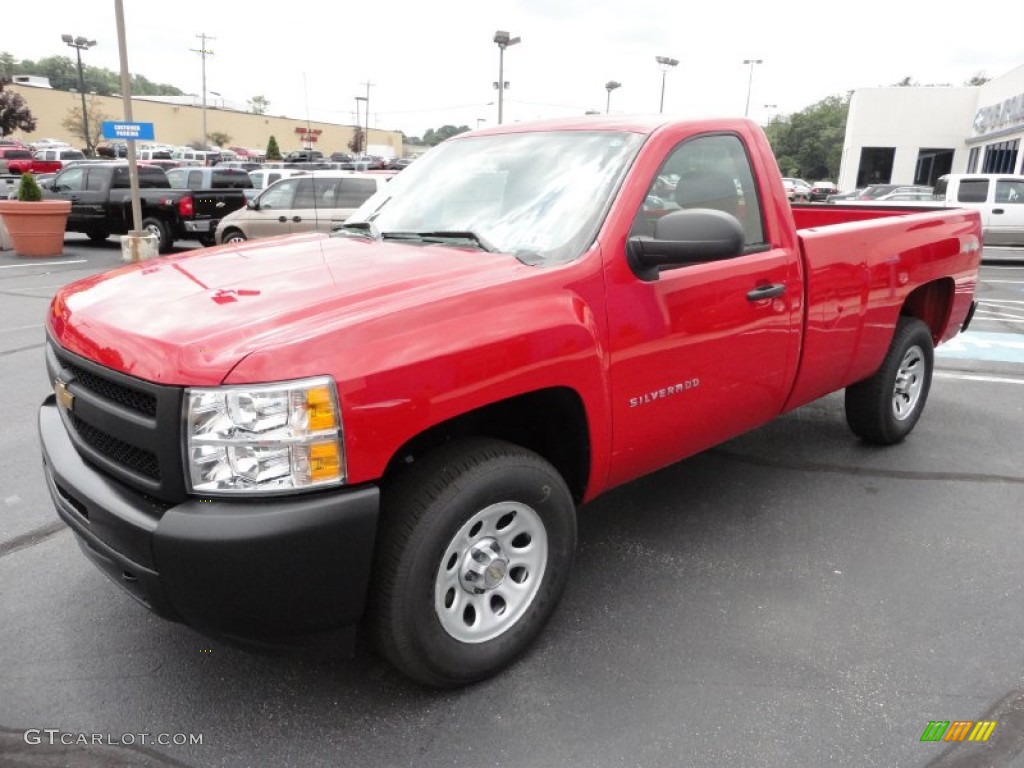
left=101, top=121, right=155, bottom=141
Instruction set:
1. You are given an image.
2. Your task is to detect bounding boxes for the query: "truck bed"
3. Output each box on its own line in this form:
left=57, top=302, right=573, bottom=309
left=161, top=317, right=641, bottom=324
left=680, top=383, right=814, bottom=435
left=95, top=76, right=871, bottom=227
left=784, top=205, right=982, bottom=411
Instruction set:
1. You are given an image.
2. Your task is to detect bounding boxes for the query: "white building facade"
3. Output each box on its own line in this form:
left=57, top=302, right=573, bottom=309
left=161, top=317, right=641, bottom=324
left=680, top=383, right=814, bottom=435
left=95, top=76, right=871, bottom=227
left=839, top=64, right=1024, bottom=191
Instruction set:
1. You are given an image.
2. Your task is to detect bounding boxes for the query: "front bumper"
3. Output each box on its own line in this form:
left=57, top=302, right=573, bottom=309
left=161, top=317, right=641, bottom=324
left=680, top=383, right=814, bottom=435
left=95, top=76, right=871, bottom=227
left=39, top=396, right=380, bottom=647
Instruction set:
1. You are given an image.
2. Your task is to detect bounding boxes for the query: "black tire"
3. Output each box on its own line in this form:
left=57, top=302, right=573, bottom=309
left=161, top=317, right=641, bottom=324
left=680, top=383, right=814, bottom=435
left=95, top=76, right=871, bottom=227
left=221, top=228, right=247, bottom=244
left=845, top=316, right=934, bottom=445
left=141, top=217, right=171, bottom=253
left=370, top=438, right=576, bottom=688
left=197, top=234, right=216, bottom=247
left=86, top=229, right=110, bottom=243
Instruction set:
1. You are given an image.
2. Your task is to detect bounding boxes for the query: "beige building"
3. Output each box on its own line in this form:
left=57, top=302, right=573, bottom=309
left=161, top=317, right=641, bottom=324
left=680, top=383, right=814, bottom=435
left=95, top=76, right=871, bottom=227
left=4, top=82, right=403, bottom=158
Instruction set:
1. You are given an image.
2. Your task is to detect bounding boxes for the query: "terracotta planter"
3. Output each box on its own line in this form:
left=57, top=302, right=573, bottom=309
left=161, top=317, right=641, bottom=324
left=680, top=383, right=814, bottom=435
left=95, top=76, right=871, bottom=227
left=0, top=199, right=72, bottom=258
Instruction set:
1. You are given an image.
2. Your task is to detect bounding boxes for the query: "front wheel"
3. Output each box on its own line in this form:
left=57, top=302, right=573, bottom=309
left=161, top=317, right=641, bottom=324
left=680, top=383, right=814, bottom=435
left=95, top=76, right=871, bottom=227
left=221, top=228, right=247, bottom=244
left=370, top=438, right=577, bottom=688
left=845, top=316, right=934, bottom=445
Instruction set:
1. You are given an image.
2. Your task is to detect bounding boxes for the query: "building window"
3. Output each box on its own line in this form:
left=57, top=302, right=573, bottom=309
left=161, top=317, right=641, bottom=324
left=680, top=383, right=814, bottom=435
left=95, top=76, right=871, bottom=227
left=856, top=147, right=895, bottom=187
left=982, top=139, right=1019, bottom=173
left=967, top=147, right=980, bottom=173
left=914, top=148, right=954, bottom=186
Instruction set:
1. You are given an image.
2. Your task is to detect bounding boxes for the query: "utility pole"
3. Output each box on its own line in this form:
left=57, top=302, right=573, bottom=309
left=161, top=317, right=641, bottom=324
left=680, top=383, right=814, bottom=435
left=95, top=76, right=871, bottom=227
left=360, top=81, right=373, bottom=156
left=190, top=33, right=215, bottom=148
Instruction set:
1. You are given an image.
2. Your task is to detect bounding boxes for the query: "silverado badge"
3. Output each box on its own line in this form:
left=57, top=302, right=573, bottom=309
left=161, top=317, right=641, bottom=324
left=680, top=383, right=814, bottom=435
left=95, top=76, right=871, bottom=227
left=54, top=378, right=74, bottom=412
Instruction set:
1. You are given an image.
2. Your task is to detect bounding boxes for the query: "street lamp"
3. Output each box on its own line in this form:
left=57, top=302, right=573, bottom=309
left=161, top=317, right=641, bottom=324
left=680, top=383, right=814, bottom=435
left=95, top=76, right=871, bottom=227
left=742, top=58, right=763, bottom=117
left=763, top=103, right=777, bottom=125
left=655, top=56, right=678, bottom=114
left=476, top=118, right=486, bottom=129
left=493, top=30, right=520, bottom=125
left=61, top=34, right=97, bottom=154
left=605, top=80, right=621, bottom=114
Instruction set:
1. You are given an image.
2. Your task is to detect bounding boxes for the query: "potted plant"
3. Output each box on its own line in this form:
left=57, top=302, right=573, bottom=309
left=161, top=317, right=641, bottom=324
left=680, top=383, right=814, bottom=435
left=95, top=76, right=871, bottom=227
left=0, top=172, right=72, bottom=257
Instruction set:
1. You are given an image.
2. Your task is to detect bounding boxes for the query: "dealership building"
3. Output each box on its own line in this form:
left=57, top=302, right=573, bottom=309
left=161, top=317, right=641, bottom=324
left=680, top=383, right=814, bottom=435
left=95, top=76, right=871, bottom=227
left=838, top=63, right=1024, bottom=190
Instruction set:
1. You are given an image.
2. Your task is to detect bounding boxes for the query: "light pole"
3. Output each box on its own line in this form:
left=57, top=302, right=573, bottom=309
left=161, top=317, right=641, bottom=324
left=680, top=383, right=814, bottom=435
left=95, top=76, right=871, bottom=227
left=61, top=34, right=96, bottom=154
left=763, top=103, right=777, bottom=125
left=493, top=30, right=520, bottom=125
left=190, top=33, right=215, bottom=148
left=743, top=58, right=762, bottom=117
left=355, top=95, right=367, bottom=155
left=605, top=80, right=621, bottom=114
left=476, top=118, right=486, bottom=129
left=655, top=56, right=678, bottom=114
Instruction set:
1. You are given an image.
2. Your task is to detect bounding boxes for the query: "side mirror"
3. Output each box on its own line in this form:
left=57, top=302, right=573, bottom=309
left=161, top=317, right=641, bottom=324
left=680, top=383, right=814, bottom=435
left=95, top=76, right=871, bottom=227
left=626, top=209, right=744, bottom=281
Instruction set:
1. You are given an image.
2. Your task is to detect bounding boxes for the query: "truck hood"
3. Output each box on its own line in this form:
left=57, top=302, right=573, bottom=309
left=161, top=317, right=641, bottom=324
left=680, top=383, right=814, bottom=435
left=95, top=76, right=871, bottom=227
left=49, top=233, right=536, bottom=385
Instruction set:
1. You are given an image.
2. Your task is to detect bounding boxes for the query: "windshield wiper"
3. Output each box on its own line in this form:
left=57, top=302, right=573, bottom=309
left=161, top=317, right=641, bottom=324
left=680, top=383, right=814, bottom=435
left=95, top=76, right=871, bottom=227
left=332, top=220, right=380, bottom=240
left=380, top=230, right=496, bottom=252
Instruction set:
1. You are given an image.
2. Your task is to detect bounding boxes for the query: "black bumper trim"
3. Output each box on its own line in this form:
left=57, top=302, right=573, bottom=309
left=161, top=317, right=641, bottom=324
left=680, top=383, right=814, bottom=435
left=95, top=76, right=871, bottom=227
left=40, top=398, right=381, bottom=642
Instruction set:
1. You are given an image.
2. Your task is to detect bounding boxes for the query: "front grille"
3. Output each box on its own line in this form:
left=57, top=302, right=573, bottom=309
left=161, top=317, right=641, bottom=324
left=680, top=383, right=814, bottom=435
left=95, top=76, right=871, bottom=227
left=55, top=352, right=157, bottom=417
left=47, top=338, right=187, bottom=503
left=71, top=414, right=160, bottom=480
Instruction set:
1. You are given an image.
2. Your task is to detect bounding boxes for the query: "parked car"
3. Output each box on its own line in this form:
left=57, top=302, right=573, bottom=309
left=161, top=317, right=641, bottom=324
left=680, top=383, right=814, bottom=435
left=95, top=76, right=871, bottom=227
left=284, top=149, right=324, bottom=163
left=808, top=181, right=837, bottom=202
left=43, top=162, right=248, bottom=252
left=386, top=157, right=415, bottom=171
left=826, top=188, right=863, bottom=203
left=781, top=177, right=812, bottom=202
left=932, top=173, right=1024, bottom=248
left=854, top=184, right=933, bottom=200
left=247, top=167, right=312, bottom=199
left=0, top=146, right=34, bottom=174
left=216, top=171, right=388, bottom=243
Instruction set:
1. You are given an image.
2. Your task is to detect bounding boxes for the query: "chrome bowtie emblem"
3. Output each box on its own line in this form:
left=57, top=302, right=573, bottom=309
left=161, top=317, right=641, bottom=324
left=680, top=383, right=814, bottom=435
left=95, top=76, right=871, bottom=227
left=54, top=377, right=74, bottom=411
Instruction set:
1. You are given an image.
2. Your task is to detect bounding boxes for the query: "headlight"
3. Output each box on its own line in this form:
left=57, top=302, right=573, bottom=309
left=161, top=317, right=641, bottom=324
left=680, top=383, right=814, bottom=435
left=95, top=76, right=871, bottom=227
left=185, top=376, right=345, bottom=494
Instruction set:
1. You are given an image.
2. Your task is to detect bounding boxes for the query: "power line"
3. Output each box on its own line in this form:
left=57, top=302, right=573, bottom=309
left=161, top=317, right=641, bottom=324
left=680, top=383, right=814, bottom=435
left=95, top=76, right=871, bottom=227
left=189, top=33, right=215, bottom=146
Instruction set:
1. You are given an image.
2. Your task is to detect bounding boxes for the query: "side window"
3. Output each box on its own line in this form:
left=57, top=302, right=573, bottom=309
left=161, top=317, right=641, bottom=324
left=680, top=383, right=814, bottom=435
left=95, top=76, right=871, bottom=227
left=957, top=179, right=989, bottom=203
left=86, top=169, right=107, bottom=191
left=336, top=178, right=378, bottom=208
left=995, top=180, right=1024, bottom=204
left=54, top=167, right=85, bottom=192
left=630, top=133, right=765, bottom=249
left=187, top=170, right=203, bottom=190
left=165, top=170, right=186, bottom=189
left=292, top=178, right=318, bottom=209
left=259, top=179, right=299, bottom=209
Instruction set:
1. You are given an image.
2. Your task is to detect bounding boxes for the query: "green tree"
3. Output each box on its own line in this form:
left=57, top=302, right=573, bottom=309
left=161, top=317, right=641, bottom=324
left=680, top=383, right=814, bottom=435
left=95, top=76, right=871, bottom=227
left=247, top=95, right=269, bottom=115
left=965, top=73, right=990, bottom=86
left=208, top=131, right=231, bottom=147
left=1, top=51, right=184, bottom=96
left=0, top=79, right=37, bottom=137
left=764, top=94, right=850, bottom=181
left=266, top=135, right=282, bottom=161
left=17, top=171, right=43, bottom=201
left=60, top=95, right=109, bottom=151
left=422, top=124, right=470, bottom=147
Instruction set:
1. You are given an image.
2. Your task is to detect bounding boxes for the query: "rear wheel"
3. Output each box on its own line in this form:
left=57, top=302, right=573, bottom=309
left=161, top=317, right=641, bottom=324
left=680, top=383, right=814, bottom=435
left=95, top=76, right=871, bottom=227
left=845, top=316, right=934, bottom=445
left=86, top=229, right=110, bottom=243
left=141, top=217, right=171, bottom=253
left=371, top=438, right=576, bottom=688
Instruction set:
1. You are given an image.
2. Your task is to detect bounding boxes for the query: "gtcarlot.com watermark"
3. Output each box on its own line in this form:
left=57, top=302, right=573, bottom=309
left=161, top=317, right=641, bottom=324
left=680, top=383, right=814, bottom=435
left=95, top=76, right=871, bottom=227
left=24, top=729, right=203, bottom=747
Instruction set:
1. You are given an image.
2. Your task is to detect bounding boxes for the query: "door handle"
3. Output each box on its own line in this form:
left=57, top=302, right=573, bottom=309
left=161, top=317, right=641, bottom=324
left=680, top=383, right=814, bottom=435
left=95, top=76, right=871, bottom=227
left=992, top=208, right=1004, bottom=215
left=277, top=216, right=287, bottom=222
left=291, top=216, right=302, bottom=222
left=746, top=283, right=786, bottom=301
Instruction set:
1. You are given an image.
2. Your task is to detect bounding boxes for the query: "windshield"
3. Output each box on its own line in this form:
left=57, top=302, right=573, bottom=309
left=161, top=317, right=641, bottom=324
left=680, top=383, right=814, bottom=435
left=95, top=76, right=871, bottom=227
left=343, top=130, right=644, bottom=265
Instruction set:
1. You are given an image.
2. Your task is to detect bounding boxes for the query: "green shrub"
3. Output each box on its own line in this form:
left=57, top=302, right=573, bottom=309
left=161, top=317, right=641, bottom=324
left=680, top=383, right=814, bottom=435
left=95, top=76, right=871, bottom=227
left=17, top=172, right=43, bottom=202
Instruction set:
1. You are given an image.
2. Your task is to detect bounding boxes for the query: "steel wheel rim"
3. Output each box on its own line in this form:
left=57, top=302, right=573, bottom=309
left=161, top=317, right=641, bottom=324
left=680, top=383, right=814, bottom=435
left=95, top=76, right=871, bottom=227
left=144, top=223, right=162, bottom=242
left=225, top=233, right=245, bottom=243
left=892, top=344, right=925, bottom=420
left=434, top=501, right=548, bottom=644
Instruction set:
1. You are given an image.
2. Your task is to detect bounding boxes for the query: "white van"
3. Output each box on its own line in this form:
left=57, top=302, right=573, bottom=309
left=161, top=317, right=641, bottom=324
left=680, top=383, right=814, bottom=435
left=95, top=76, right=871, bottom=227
left=933, top=174, right=1024, bottom=247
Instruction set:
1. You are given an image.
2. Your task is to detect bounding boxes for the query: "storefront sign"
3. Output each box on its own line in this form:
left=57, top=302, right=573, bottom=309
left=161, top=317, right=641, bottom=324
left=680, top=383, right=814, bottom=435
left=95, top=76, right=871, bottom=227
left=973, top=93, right=1024, bottom=136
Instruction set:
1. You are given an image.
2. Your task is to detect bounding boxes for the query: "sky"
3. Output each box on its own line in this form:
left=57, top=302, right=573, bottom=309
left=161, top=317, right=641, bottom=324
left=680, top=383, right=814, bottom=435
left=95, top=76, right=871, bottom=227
left=4, top=1, right=1021, bottom=139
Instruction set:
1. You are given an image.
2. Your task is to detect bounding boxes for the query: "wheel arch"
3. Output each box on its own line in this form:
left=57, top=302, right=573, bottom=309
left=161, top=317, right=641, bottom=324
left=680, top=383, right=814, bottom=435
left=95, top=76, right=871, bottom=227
left=380, top=386, right=591, bottom=504
left=900, top=278, right=955, bottom=343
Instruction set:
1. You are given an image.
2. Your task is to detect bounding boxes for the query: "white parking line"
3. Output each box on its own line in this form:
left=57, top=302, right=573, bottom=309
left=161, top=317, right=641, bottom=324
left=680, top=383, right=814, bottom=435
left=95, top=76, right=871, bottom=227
left=982, top=279, right=1024, bottom=284
left=0, top=259, right=87, bottom=269
left=0, top=323, right=42, bottom=334
left=936, top=371, right=1024, bottom=385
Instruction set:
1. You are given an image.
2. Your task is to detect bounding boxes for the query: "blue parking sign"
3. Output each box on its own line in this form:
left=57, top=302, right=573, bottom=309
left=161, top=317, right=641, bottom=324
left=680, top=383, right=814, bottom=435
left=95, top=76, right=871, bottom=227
left=101, top=121, right=155, bottom=141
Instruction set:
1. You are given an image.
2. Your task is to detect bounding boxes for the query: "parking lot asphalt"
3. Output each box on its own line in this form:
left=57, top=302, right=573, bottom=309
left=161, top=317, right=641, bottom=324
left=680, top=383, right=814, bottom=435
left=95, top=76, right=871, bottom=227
left=0, top=238, right=1022, bottom=768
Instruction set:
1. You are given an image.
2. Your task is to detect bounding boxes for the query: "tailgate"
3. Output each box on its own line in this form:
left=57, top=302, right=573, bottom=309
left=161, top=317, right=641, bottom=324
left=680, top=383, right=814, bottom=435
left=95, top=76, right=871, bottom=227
left=190, top=191, right=245, bottom=221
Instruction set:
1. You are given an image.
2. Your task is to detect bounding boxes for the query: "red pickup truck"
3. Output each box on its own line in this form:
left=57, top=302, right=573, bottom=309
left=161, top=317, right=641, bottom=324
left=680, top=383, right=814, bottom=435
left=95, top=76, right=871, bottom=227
left=0, top=147, right=85, bottom=175
left=38, top=117, right=982, bottom=688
